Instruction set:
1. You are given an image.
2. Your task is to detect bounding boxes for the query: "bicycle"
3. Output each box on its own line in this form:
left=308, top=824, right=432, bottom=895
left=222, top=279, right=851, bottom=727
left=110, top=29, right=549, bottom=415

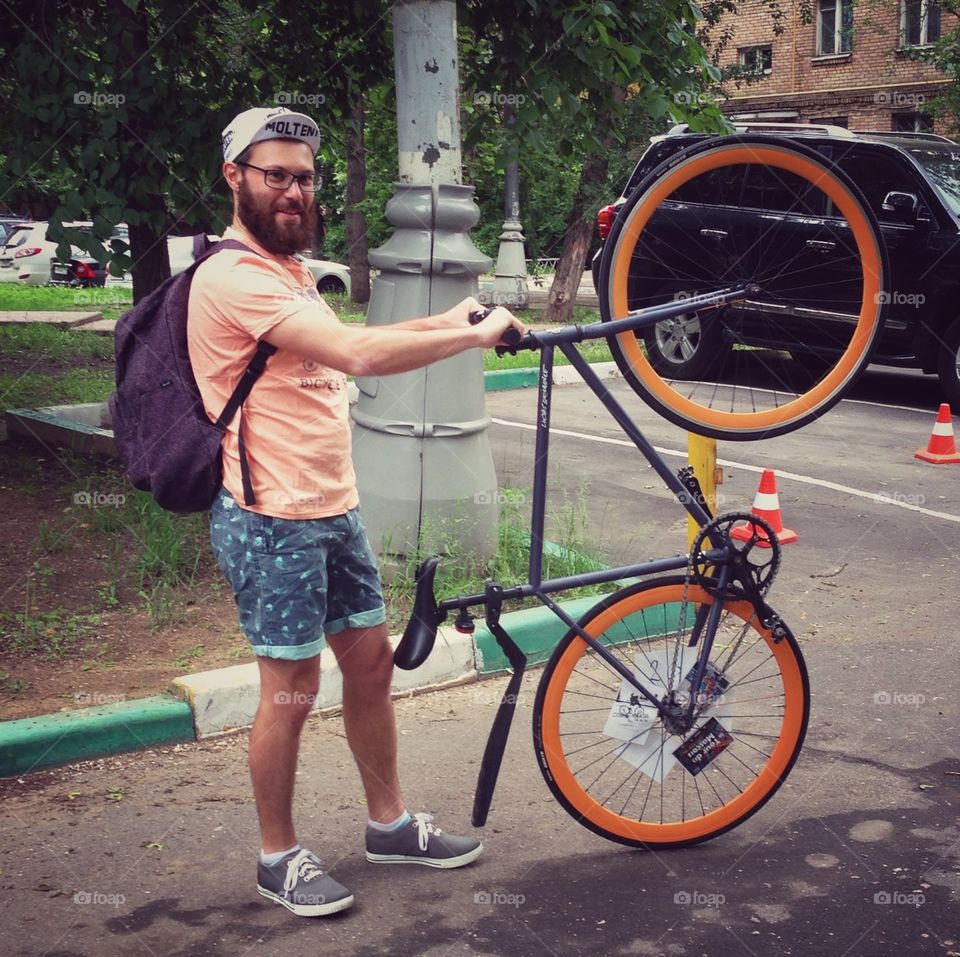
left=394, top=134, right=888, bottom=848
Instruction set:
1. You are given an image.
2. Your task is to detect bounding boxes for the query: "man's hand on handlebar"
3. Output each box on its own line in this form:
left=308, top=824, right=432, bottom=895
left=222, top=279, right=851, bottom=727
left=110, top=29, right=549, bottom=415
left=446, top=297, right=526, bottom=348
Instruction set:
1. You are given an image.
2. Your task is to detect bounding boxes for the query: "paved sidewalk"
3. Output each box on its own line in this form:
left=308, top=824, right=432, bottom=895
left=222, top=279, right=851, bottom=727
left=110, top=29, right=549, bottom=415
left=0, top=629, right=956, bottom=957
left=0, top=311, right=102, bottom=327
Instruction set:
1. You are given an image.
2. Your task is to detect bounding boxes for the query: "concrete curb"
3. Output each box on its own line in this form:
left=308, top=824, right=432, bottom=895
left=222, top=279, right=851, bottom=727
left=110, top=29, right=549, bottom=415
left=0, top=366, right=624, bottom=773
left=0, top=694, right=194, bottom=777
left=0, top=593, right=610, bottom=774
left=170, top=626, right=478, bottom=738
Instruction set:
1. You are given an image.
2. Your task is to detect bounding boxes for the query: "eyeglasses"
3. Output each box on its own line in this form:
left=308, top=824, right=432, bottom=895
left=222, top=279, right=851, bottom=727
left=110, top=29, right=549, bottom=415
left=235, top=161, right=321, bottom=192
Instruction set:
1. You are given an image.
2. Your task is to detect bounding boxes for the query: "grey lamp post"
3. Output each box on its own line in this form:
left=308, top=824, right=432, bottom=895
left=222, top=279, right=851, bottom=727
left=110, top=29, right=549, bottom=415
left=351, top=0, right=499, bottom=562
left=493, top=105, right=529, bottom=309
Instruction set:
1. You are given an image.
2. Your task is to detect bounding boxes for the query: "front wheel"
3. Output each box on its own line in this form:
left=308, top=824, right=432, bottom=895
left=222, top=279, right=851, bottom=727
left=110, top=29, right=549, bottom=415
left=599, top=134, right=888, bottom=441
left=532, top=577, right=809, bottom=848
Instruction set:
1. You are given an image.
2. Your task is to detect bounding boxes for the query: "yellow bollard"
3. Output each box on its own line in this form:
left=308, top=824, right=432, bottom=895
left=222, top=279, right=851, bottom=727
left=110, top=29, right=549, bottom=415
left=687, top=433, right=721, bottom=550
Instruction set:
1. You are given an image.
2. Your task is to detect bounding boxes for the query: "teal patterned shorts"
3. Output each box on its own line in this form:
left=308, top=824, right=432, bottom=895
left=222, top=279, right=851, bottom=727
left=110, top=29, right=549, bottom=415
left=210, top=489, right=386, bottom=660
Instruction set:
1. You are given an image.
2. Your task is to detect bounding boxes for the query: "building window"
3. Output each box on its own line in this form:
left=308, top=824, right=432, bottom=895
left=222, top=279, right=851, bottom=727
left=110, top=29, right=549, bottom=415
left=901, top=0, right=941, bottom=46
left=815, top=115, right=849, bottom=128
left=893, top=112, right=934, bottom=132
left=740, top=46, right=773, bottom=75
left=818, top=0, right=854, bottom=55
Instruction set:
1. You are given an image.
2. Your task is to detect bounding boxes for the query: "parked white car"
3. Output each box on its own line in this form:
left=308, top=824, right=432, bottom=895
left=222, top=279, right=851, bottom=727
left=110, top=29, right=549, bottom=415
left=0, top=221, right=96, bottom=285
left=105, top=233, right=351, bottom=297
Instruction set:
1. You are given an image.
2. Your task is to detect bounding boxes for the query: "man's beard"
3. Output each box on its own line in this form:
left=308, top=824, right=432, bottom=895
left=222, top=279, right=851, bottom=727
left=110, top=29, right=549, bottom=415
left=237, top=179, right=317, bottom=255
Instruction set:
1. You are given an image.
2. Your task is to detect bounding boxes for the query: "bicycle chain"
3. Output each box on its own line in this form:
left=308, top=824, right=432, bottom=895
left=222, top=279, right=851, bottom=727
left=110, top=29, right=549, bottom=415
left=677, top=512, right=786, bottom=717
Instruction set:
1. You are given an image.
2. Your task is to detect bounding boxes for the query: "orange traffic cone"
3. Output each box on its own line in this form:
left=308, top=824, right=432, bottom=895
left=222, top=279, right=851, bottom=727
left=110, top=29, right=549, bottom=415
left=915, top=404, right=960, bottom=464
left=731, top=469, right=797, bottom=548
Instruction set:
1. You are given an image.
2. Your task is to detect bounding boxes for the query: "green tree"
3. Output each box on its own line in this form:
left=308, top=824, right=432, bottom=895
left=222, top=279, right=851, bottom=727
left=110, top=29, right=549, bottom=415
left=461, top=0, right=732, bottom=324
left=0, top=0, right=268, bottom=301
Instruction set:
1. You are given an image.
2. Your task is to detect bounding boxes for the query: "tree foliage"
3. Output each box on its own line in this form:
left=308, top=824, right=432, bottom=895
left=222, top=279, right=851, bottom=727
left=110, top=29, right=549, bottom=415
left=0, top=0, right=271, bottom=299
left=458, top=0, right=731, bottom=322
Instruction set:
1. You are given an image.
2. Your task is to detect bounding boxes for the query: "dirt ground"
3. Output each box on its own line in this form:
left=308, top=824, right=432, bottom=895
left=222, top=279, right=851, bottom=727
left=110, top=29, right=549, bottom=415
left=0, top=443, right=248, bottom=721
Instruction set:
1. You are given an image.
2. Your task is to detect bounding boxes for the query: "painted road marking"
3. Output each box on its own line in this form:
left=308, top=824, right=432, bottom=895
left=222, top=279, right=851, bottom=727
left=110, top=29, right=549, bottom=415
left=491, top=417, right=960, bottom=525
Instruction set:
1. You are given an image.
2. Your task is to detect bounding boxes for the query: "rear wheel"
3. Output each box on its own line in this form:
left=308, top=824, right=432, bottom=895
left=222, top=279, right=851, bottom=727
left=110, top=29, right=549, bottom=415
left=599, top=135, right=888, bottom=440
left=533, top=577, right=809, bottom=848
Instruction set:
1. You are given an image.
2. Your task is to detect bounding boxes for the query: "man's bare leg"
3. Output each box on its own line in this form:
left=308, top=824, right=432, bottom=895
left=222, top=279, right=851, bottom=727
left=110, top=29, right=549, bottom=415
left=249, top=656, right=321, bottom=852
left=326, top=624, right=405, bottom=823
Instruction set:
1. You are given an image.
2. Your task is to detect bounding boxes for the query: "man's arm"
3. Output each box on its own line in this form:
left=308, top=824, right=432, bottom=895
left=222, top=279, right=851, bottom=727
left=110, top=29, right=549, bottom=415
left=266, top=297, right=524, bottom=377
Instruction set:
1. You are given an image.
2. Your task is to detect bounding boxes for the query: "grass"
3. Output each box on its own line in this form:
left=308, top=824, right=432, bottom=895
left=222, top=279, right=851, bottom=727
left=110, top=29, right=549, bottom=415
left=382, top=487, right=613, bottom=632
left=0, top=283, right=131, bottom=322
left=0, top=369, right=114, bottom=409
left=0, top=604, right=103, bottom=659
left=0, top=322, right=114, bottom=359
left=0, top=321, right=115, bottom=408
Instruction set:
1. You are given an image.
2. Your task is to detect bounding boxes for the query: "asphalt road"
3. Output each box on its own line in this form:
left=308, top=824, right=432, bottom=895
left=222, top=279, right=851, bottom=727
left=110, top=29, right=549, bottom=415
left=1, top=364, right=958, bottom=957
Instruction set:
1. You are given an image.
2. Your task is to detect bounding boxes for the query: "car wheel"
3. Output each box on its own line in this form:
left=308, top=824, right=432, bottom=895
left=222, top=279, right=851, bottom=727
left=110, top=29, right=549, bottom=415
left=937, top=317, right=960, bottom=409
left=642, top=292, right=726, bottom=379
left=317, top=277, right=346, bottom=296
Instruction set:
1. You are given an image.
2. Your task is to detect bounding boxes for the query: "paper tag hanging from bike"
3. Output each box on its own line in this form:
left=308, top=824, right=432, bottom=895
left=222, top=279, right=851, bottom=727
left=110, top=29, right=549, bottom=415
left=673, top=717, right=734, bottom=776
left=606, top=648, right=738, bottom=783
left=601, top=651, right=668, bottom=745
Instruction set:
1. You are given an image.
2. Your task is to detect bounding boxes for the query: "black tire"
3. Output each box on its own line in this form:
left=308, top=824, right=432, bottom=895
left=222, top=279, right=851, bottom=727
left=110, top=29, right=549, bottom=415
left=937, top=317, right=960, bottom=409
left=532, top=577, right=809, bottom=848
left=599, top=134, right=888, bottom=441
left=317, top=277, right=346, bottom=295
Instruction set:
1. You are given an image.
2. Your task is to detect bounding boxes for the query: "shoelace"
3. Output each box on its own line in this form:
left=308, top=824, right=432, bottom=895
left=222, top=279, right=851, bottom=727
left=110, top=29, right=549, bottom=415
left=283, top=850, right=325, bottom=893
left=413, top=812, right=443, bottom=852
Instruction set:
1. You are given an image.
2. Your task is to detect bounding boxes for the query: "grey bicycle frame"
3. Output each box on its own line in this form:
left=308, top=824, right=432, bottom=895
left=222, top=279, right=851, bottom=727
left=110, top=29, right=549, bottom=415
left=439, top=283, right=754, bottom=721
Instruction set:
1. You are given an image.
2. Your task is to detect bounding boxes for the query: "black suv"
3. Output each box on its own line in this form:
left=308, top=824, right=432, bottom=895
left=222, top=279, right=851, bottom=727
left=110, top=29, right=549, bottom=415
left=592, top=123, right=960, bottom=406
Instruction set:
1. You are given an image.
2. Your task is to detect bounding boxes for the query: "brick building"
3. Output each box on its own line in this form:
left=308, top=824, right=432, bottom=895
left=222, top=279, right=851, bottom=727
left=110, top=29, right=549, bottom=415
left=715, top=0, right=955, bottom=132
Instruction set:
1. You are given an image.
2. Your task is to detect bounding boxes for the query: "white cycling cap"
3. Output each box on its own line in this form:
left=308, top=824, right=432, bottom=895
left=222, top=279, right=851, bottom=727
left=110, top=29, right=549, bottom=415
left=222, top=107, right=320, bottom=163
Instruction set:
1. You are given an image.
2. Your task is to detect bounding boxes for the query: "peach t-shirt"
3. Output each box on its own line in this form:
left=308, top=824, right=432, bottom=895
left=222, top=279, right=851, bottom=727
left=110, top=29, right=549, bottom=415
left=187, top=225, right=358, bottom=519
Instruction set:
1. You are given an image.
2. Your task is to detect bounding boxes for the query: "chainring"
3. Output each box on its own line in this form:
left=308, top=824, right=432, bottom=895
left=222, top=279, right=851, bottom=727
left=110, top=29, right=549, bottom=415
left=690, top=511, right=782, bottom=595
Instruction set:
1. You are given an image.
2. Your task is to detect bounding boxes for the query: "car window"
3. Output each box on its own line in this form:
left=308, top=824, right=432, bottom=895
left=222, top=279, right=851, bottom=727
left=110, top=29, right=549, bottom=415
left=668, top=163, right=824, bottom=215
left=907, top=147, right=960, bottom=216
left=830, top=147, right=922, bottom=223
left=3, top=226, right=32, bottom=249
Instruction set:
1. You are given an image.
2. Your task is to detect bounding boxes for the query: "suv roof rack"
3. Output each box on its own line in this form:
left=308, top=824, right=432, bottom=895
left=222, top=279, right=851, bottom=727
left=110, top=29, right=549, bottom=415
left=665, top=121, right=856, bottom=138
left=852, top=129, right=956, bottom=144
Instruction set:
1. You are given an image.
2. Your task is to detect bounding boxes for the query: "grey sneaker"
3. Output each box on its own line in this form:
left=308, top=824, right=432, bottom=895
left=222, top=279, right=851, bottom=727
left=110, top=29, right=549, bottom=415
left=365, top=812, right=483, bottom=868
left=256, top=848, right=354, bottom=917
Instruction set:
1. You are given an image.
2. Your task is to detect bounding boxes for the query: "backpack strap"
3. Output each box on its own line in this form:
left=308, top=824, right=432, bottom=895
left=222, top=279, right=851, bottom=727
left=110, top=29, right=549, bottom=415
left=214, top=340, right=278, bottom=506
left=193, top=238, right=279, bottom=507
